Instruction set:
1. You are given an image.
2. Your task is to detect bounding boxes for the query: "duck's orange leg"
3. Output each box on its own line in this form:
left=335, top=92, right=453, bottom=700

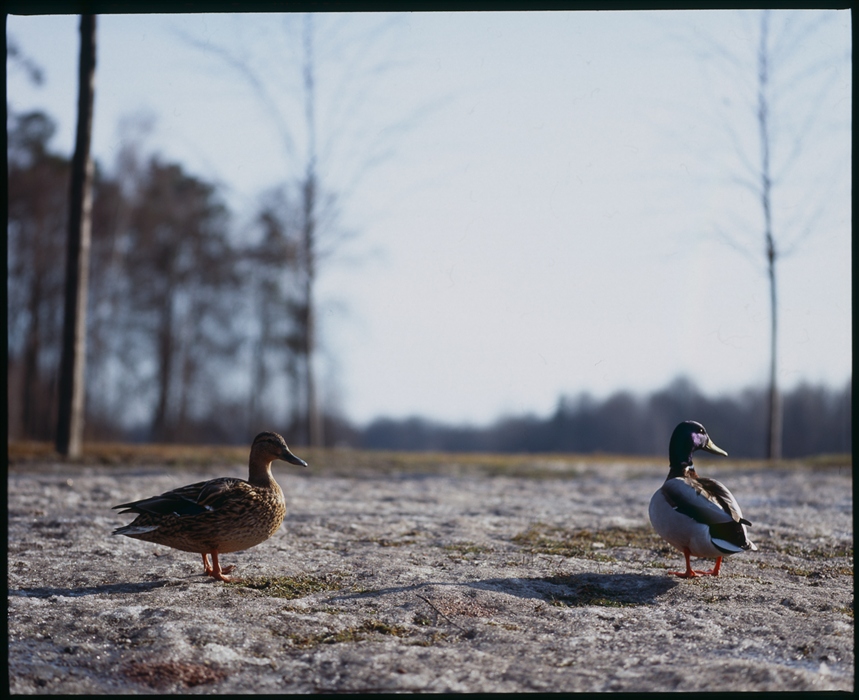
left=669, top=550, right=723, bottom=578
left=668, top=548, right=699, bottom=578
left=695, top=556, right=722, bottom=577
left=204, top=551, right=237, bottom=582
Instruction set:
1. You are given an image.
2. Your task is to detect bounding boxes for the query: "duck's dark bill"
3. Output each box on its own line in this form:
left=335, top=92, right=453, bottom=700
left=285, top=451, right=309, bottom=467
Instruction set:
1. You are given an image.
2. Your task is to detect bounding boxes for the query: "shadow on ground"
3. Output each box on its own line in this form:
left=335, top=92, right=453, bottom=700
left=471, top=572, right=679, bottom=606
left=8, top=581, right=170, bottom=599
left=331, top=572, right=677, bottom=607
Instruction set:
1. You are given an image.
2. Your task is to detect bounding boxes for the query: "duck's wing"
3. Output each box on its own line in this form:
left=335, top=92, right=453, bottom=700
left=696, top=476, right=751, bottom=526
left=113, top=478, right=244, bottom=517
left=661, top=476, right=756, bottom=553
left=660, top=477, right=739, bottom=526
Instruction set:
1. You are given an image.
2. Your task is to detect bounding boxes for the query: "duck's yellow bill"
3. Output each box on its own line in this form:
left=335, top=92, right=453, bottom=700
left=703, top=438, right=728, bottom=457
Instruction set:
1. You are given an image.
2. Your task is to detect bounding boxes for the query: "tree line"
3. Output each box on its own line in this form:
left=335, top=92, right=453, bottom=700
left=8, top=108, right=318, bottom=445
left=361, top=377, right=852, bottom=459
left=7, top=108, right=850, bottom=459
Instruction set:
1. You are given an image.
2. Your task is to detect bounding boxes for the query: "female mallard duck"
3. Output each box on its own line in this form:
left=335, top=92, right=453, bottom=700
left=649, top=420, right=756, bottom=578
left=112, top=431, right=307, bottom=582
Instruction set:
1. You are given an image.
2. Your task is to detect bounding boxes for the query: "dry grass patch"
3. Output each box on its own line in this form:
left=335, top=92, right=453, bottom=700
left=442, top=542, right=495, bottom=560
left=283, top=619, right=411, bottom=649
left=9, top=441, right=849, bottom=477
left=7, top=441, right=667, bottom=476
left=363, top=530, right=421, bottom=547
left=123, top=660, right=226, bottom=688
left=8, top=440, right=248, bottom=468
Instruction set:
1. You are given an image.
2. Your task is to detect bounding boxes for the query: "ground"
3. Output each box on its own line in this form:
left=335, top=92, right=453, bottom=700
left=6, top=449, right=854, bottom=693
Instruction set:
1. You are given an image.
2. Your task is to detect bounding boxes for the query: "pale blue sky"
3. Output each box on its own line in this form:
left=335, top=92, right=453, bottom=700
left=7, top=10, right=852, bottom=425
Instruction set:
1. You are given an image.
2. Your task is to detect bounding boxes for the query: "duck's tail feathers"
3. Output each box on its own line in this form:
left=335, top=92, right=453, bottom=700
left=709, top=519, right=756, bottom=553
left=113, top=524, right=159, bottom=537
left=711, top=538, right=747, bottom=554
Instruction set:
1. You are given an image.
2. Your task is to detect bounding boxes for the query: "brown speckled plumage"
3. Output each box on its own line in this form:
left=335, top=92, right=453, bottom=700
left=112, top=431, right=307, bottom=582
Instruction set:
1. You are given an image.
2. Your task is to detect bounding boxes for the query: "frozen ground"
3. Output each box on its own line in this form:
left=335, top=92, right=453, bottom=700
left=7, top=455, right=854, bottom=693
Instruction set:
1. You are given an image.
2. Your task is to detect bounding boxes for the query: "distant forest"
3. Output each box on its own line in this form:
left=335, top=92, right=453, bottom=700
left=8, top=109, right=852, bottom=459
left=355, top=377, right=852, bottom=459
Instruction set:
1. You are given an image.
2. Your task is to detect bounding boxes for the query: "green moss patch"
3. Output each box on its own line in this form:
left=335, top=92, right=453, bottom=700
left=782, top=563, right=853, bottom=578
left=231, top=573, right=344, bottom=599
left=364, top=536, right=418, bottom=547
left=512, top=523, right=663, bottom=559
left=442, top=542, right=495, bottom=560
left=767, top=542, right=853, bottom=559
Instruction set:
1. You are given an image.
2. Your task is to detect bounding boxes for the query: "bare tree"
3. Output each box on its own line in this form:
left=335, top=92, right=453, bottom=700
left=56, top=14, right=97, bottom=457
left=755, top=11, right=781, bottom=461
left=178, top=14, right=423, bottom=446
left=289, top=16, right=324, bottom=447
left=7, top=112, right=69, bottom=440
left=9, top=106, right=248, bottom=445
left=6, top=45, right=52, bottom=441
left=243, top=186, right=303, bottom=437
left=121, top=158, right=237, bottom=442
left=689, top=10, right=850, bottom=460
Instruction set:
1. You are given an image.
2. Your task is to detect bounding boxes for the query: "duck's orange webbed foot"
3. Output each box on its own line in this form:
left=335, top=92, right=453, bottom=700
left=204, top=552, right=240, bottom=582
left=668, top=549, right=702, bottom=578
left=669, top=569, right=699, bottom=578
left=694, top=557, right=723, bottom=577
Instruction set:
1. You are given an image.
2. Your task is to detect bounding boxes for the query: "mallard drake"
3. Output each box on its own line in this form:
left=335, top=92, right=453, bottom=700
left=649, top=420, right=756, bottom=578
left=112, top=431, right=307, bottom=582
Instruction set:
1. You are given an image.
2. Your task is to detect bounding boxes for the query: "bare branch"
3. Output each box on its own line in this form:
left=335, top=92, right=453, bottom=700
left=779, top=155, right=850, bottom=258
left=726, top=172, right=761, bottom=198
left=172, top=26, right=298, bottom=171
left=769, top=10, right=837, bottom=67
left=415, top=594, right=470, bottom=635
left=7, top=35, right=45, bottom=86
left=709, top=222, right=766, bottom=272
left=771, top=66, right=846, bottom=185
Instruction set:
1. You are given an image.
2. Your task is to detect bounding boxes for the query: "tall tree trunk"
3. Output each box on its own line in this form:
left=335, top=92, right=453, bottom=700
left=249, top=333, right=266, bottom=437
left=152, top=299, right=175, bottom=442
left=56, top=14, right=96, bottom=457
left=23, top=271, right=43, bottom=438
left=756, top=11, right=782, bottom=460
left=301, top=172, right=323, bottom=448
left=301, top=15, right=324, bottom=448
left=766, top=244, right=781, bottom=460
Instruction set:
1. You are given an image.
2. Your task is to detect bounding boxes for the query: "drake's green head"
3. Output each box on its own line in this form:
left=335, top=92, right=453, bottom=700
left=669, top=420, right=727, bottom=467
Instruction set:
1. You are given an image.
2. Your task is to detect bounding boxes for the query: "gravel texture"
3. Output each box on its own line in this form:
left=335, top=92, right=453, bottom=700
left=7, top=456, right=854, bottom=693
